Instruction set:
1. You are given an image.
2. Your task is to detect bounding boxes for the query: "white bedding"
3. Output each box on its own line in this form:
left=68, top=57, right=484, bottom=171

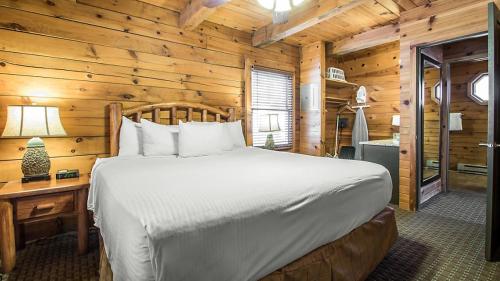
left=89, top=147, right=392, bottom=281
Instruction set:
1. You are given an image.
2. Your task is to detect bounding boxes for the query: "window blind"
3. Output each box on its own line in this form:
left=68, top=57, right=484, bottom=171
left=251, top=66, right=293, bottom=148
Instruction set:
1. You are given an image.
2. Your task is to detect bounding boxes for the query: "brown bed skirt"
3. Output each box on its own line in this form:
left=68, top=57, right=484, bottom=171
left=98, top=206, right=397, bottom=281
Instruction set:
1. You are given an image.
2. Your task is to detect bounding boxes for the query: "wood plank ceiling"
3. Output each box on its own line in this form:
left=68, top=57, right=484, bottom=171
left=141, top=0, right=437, bottom=47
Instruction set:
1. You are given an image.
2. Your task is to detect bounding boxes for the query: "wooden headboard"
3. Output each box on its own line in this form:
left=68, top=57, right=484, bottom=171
left=109, top=102, right=236, bottom=156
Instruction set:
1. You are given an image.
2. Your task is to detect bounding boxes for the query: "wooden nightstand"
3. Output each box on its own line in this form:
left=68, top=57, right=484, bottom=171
left=0, top=175, right=90, bottom=273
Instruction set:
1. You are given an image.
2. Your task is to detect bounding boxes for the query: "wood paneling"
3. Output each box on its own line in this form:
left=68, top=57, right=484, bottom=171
left=299, top=41, right=325, bottom=155
left=115, top=0, right=439, bottom=48
left=252, top=0, right=366, bottom=47
left=399, top=0, right=490, bottom=211
left=179, top=0, right=230, bottom=30
left=0, top=0, right=300, bottom=183
left=329, top=23, right=400, bottom=56
left=204, top=0, right=425, bottom=46
left=326, top=42, right=401, bottom=154
left=283, top=0, right=405, bottom=46
left=449, top=60, right=488, bottom=170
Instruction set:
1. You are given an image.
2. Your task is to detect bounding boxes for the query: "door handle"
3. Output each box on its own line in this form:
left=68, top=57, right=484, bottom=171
left=479, top=143, right=500, bottom=148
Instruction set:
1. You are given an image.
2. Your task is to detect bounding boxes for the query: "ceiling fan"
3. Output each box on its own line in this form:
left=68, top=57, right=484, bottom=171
left=257, top=0, right=305, bottom=24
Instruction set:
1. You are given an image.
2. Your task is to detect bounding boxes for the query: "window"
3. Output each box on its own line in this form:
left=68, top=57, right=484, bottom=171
left=469, top=73, right=489, bottom=105
left=251, top=66, right=293, bottom=149
left=431, top=81, right=441, bottom=104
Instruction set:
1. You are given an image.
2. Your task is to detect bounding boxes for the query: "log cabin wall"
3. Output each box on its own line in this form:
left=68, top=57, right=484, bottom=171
left=399, top=0, right=490, bottom=211
left=0, top=0, right=300, bottom=184
left=448, top=60, right=488, bottom=170
left=325, top=42, right=401, bottom=155
left=299, top=41, right=325, bottom=156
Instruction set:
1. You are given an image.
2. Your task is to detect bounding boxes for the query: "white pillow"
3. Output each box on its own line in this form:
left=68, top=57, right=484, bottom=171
left=178, top=121, right=225, bottom=157
left=186, top=121, right=232, bottom=150
left=141, top=119, right=179, bottom=156
left=224, top=120, right=246, bottom=148
left=187, top=121, right=245, bottom=150
left=118, top=117, right=142, bottom=156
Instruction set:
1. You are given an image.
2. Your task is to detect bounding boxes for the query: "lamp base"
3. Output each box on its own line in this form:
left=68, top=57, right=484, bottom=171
left=264, top=134, right=275, bottom=150
left=22, top=174, right=51, bottom=183
left=21, top=137, right=51, bottom=182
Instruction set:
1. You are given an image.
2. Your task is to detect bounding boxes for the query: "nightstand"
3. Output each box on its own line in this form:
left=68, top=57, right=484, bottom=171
left=0, top=175, right=90, bottom=273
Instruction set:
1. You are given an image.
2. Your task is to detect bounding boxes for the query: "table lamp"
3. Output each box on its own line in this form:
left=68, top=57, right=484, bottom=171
left=259, top=114, right=280, bottom=150
left=1, top=106, right=67, bottom=182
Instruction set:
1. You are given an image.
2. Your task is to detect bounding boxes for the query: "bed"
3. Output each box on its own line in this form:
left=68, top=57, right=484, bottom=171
left=91, top=102, right=398, bottom=281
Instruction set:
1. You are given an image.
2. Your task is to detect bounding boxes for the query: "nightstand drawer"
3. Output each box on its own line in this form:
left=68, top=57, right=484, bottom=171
left=15, top=192, right=75, bottom=221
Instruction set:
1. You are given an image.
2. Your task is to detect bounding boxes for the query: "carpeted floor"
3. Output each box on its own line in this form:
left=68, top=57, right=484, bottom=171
left=367, top=190, right=500, bottom=281
left=2, top=190, right=500, bottom=281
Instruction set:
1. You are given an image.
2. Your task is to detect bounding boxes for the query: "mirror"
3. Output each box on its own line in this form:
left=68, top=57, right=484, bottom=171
left=421, top=55, right=442, bottom=184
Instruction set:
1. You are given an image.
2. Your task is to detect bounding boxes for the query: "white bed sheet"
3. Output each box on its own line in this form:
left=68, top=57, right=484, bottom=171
left=89, top=147, right=392, bottom=281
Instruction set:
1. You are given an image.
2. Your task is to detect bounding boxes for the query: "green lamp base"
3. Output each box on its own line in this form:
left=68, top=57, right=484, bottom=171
left=264, top=134, right=275, bottom=150
left=21, top=137, right=51, bottom=183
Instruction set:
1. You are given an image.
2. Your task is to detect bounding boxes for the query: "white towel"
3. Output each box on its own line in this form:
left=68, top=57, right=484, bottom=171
left=449, top=113, right=463, bottom=131
left=352, top=108, right=369, bottom=160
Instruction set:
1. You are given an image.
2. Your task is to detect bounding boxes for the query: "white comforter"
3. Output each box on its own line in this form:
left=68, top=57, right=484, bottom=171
left=89, top=147, right=392, bottom=281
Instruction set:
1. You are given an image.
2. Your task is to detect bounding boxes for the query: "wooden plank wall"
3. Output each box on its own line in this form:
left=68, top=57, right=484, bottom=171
left=399, top=0, right=490, bottom=210
left=299, top=41, right=325, bottom=156
left=0, top=0, right=300, bottom=184
left=325, top=41, right=401, bottom=155
left=449, top=60, right=488, bottom=170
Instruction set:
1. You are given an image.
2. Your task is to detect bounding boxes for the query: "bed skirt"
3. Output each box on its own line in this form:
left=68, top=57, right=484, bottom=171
left=98, top=206, right=397, bottom=281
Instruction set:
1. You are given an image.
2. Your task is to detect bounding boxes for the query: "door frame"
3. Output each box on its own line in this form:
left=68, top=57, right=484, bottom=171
left=415, top=32, right=487, bottom=209
left=417, top=53, right=443, bottom=189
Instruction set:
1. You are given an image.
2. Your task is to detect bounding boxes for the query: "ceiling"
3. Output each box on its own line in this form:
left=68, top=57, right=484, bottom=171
left=141, top=0, right=436, bottom=46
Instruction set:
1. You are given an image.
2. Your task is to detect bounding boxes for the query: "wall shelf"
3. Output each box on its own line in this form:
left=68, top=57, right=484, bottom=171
left=325, top=78, right=358, bottom=89
left=325, top=96, right=350, bottom=106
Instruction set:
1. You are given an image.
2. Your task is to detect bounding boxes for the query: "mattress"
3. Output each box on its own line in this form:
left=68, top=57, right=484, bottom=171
left=88, top=147, right=392, bottom=281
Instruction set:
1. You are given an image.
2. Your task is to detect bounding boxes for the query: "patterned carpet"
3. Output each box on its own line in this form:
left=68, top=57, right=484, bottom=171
left=368, top=190, right=500, bottom=281
left=1, top=190, right=500, bottom=281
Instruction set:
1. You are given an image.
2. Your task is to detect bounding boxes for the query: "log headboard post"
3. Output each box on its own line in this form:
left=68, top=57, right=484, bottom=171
left=228, top=108, right=235, bottom=122
left=109, top=103, right=123, bottom=157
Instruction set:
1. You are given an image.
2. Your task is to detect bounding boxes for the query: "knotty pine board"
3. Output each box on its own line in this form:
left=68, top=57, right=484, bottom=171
left=299, top=41, right=325, bottom=156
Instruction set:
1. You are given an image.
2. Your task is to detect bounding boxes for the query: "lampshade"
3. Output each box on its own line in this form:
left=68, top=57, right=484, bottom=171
left=259, top=114, right=281, bottom=132
left=2, top=105, right=67, bottom=137
left=392, top=115, right=400, bottom=127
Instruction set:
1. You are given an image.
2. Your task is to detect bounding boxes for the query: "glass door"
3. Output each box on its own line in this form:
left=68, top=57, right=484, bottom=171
left=420, top=55, right=443, bottom=186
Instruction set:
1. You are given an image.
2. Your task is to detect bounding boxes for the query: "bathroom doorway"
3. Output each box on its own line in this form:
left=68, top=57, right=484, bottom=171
left=417, top=35, right=488, bottom=206
left=416, top=3, right=500, bottom=261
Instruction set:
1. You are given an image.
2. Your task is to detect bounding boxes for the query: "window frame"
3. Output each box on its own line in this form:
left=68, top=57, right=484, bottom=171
left=431, top=81, right=442, bottom=104
left=468, top=72, right=489, bottom=106
left=244, top=58, right=296, bottom=151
